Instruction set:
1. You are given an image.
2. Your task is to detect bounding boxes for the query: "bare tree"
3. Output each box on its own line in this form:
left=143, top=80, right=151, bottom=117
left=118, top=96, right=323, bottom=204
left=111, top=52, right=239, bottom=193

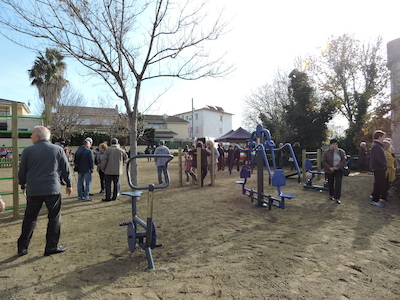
left=242, top=70, right=290, bottom=142
left=0, top=0, right=231, bottom=184
left=50, top=86, right=87, bottom=142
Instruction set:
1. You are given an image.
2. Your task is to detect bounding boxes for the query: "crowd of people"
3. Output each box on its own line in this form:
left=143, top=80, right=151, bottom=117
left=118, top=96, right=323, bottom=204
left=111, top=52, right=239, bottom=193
left=0, top=126, right=397, bottom=257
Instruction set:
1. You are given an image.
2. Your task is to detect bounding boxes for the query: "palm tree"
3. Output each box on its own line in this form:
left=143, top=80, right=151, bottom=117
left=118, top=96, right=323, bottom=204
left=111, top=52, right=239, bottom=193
left=28, top=48, right=68, bottom=126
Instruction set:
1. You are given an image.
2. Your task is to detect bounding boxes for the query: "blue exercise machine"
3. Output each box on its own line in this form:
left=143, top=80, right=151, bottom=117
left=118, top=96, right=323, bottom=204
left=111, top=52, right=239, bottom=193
left=119, top=153, right=173, bottom=270
left=235, top=125, right=301, bottom=209
left=303, top=158, right=328, bottom=191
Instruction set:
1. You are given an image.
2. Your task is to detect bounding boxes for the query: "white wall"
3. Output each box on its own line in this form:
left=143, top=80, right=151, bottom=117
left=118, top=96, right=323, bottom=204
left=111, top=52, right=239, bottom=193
left=175, top=108, right=233, bottom=139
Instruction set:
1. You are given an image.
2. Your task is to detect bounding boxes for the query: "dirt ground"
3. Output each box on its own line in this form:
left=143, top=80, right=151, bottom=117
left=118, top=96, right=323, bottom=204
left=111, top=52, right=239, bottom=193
left=1, top=158, right=400, bottom=300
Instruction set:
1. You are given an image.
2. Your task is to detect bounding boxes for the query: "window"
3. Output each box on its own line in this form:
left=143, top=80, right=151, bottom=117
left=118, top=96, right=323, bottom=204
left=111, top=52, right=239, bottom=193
left=0, top=123, right=7, bottom=130
left=195, top=126, right=199, bottom=133
left=220, top=115, right=223, bottom=122
left=195, top=114, right=198, bottom=120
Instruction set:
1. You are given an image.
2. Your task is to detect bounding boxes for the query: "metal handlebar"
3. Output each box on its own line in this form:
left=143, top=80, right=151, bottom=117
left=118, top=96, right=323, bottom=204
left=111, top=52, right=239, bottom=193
left=125, top=154, right=174, bottom=190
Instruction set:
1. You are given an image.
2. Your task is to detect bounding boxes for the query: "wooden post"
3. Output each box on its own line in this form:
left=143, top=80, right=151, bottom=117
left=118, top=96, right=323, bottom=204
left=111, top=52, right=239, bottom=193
left=210, top=147, right=215, bottom=186
left=178, top=148, right=183, bottom=187
left=12, top=102, right=19, bottom=218
left=197, top=146, right=201, bottom=188
left=317, top=149, right=322, bottom=181
left=302, top=149, right=307, bottom=182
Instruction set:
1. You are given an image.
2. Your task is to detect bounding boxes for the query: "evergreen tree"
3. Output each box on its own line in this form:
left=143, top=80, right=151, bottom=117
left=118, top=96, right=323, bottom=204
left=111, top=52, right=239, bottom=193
left=284, top=69, right=335, bottom=150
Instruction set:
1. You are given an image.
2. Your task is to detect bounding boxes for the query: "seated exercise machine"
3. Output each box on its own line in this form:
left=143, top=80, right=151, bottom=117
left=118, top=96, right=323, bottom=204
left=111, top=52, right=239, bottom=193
left=119, top=153, right=173, bottom=270
left=303, top=158, right=328, bottom=191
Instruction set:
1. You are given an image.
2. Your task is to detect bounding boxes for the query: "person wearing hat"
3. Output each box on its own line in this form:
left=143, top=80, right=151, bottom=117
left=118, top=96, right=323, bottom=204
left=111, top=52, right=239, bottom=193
left=100, top=138, right=128, bottom=202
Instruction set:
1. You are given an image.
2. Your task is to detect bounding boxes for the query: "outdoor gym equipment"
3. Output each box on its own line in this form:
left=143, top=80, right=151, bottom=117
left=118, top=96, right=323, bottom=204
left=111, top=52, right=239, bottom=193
left=119, top=153, right=173, bottom=270
left=303, top=158, right=328, bottom=191
left=235, top=125, right=301, bottom=209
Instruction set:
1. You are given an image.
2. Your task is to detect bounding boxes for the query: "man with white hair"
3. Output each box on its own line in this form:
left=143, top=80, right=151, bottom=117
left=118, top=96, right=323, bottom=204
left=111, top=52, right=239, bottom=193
left=18, top=126, right=72, bottom=256
left=358, top=141, right=368, bottom=172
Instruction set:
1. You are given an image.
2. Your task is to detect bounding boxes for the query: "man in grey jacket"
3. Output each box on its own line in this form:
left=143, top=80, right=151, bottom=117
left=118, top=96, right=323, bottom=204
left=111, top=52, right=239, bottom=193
left=101, top=138, right=128, bottom=201
left=154, top=141, right=171, bottom=185
left=18, top=126, right=72, bottom=256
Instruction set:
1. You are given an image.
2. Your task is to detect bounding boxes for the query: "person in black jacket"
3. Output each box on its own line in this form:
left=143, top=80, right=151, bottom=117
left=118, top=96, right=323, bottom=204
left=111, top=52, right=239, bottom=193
left=358, top=142, right=368, bottom=172
left=190, top=141, right=210, bottom=187
left=18, top=126, right=72, bottom=256
left=74, top=140, right=94, bottom=201
left=370, top=130, right=387, bottom=208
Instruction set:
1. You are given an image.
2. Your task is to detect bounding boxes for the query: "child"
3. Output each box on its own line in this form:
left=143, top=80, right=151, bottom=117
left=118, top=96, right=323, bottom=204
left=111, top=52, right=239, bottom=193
left=184, top=152, right=197, bottom=185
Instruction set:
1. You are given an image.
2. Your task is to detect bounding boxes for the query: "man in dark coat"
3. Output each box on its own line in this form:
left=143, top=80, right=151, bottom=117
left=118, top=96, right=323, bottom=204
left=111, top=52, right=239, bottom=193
left=370, top=130, right=387, bottom=208
left=18, top=126, right=72, bottom=256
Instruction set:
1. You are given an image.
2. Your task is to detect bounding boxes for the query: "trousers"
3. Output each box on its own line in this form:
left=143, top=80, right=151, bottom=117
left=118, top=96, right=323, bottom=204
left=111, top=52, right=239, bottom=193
left=104, top=174, right=120, bottom=200
left=326, top=170, right=343, bottom=200
left=18, top=194, right=62, bottom=252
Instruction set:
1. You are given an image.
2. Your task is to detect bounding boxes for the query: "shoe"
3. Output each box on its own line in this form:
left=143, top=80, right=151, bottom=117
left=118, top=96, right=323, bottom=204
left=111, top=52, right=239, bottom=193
left=369, top=194, right=373, bottom=199
left=78, top=197, right=82, bottom=200
left=99, top=190, right=104, bottom=194
left=81, top=198, right=92, bottom=202
left=18, top=249, right=28, bottom=256
left=329, top=196, right=335, bottom=201
left=102, top=198, right=112, bottom=202
left=370, top=200, right=384, bottom=208
left=117, top=193, right=120, bottom=197
left=111, top=198, right=117, bottom=201
left=44, top=247, right=66, bottom=256
left=336, top=199, right=341, bottom=204
left=89, top=193, right=94, bottom=196
left=60, top=182, right=66, bottom=186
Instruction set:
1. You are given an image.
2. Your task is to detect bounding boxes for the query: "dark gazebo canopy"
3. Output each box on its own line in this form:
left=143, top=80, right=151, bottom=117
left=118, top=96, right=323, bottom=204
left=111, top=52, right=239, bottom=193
left=215, top=127, right=251, bottom=143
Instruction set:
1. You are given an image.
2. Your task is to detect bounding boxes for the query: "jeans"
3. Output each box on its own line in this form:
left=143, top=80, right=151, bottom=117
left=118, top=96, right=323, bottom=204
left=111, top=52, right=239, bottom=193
left=104, top=174, right=119, bottom=200
left=157, top=166, right=169, bottom=184
left=78, top=172, right=92, bottom=199
left=18, top=194, right=62, bottom=252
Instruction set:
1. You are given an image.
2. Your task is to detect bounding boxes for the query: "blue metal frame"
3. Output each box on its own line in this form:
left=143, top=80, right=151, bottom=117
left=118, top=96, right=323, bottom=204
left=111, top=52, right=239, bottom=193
left=233, top=125, right=301, bottom=210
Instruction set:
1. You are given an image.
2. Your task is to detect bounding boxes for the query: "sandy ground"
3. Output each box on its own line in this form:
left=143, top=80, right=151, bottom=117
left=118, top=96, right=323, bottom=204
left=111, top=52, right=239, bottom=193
left=0, top=159, right=400, bottom=300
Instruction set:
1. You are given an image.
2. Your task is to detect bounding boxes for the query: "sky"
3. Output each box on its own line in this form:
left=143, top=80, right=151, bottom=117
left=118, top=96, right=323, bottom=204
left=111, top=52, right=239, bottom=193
left=1, top=0, right=399, bottom=131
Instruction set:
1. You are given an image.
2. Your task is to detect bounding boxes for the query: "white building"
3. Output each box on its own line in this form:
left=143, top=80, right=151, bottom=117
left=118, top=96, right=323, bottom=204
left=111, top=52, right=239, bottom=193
left=175, top=105, right=233, bottom=140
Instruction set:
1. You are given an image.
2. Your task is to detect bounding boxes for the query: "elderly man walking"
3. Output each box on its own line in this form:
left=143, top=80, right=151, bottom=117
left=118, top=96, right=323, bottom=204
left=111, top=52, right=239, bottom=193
left=18, top=126, right=72, bottom=256
left=101, top=138, right=128, bottom=202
